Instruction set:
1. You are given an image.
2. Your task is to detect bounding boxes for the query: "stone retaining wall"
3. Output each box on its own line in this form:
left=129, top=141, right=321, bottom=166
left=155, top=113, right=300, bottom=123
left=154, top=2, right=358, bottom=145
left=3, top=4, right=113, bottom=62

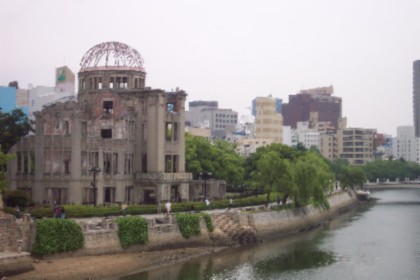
left=69, top=215, right=213, bottom=256
left=246, top=190, right=357, bottom=240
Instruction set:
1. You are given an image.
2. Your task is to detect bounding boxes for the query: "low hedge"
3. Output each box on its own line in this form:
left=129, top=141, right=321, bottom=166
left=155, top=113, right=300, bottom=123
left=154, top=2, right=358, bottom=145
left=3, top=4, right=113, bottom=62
left=116, top=216, right=148, bottom=248
left=32, top=218, right=84, bottom=256
left=25, top=193, right=283, bottom=219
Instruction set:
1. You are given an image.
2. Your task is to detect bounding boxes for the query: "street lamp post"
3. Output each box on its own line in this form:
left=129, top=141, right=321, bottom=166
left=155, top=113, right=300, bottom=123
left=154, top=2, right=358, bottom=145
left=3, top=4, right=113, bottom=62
left=199, top=171, right=212, bottom=201
left=90, top=167, right=101, bottom=206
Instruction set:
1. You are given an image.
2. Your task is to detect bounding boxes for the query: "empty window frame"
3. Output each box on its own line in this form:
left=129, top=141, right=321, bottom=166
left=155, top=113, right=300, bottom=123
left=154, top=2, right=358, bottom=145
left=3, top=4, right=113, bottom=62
left=125, top=186, right=133, bottom=203
left=101, top=129, right=112, bottom=138
left=81, top=122, right=87, bottom=137
left=64, top=120, right=70, bottom=135
left=165, top=155, right=178, bottom=173
left=103, top=100, right=113, bottom=114
left=109, top=77, right=114, bottom=89
left=142, top=154, right=147, bottom=172
left=112, top=153, right=118, bottom=175
left=167, top=102, right=175, bottom=112
left=64, top=160, right=70, bottom=174
left=104, top=153, right=112, bottom=174
left=88, top=151, right=99, bottom=169
left=165, top=122, right=178, bottom=141
left=116, top=77, right=128, bottom=89
left=124, top=153, right=133, bottom=174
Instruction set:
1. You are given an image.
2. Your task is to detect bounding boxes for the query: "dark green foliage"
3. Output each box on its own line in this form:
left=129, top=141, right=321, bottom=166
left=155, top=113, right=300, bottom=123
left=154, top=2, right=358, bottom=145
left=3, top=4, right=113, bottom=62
left=362, top=159, right=420, bottom=182
left=0, top=146, right=14, bottom=193
left=338, top=166, right=366, bottom=189
left=3, top=190, right=31, bottom=207
left=175, top=213, right=202, bottom=238
left=116, top=216, right=148, bottom=248
left=0, top=108, right=33, bottom=154
left=246, top=143, right=333, bottom=209
left=32, top=219, right=84, bottom=256
left=292, top=152, right=333, bottom=208
left=185, top=133, right=245, bottom=185
left=201, top=213, right=214, bottom=232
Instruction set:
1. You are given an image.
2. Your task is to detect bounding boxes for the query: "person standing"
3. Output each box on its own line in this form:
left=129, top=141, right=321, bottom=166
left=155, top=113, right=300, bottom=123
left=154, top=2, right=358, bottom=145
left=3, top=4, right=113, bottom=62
left=205, top=198, right=211, bottom=210
left=60, top=206, right=66, bottom=219
left=54, top=205, right=61, bottom=218
left=15, top=205, right=21, bottom=219
left=158, top=200, right=162, bottom=214
left=121, top=203, right=128, bottom=216
left=165, top=200, right=172, bottom=215
left=228, top=197, right=233, bottom=210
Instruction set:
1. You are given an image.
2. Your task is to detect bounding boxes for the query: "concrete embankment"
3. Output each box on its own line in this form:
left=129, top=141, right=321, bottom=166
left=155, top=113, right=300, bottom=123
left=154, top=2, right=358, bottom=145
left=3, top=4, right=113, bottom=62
left=65, top=190, right=358, bottom=255
left=244, top=190, right=357, bottom=240
left=1, top=190, right=358, bottom=277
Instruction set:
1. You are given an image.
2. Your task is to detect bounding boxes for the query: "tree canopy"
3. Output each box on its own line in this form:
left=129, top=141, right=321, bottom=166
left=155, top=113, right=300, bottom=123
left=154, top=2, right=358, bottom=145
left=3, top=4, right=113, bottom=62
left=0, top=108, right=33, bottom=153
left=362, top=159, right=420, bottom=182
left=185, top=134, right=245, bottom=185
left=0, top=146, right=14, bottom=193
left=292, top=152, right=334, bottom=208
left=245, top=143, right=332, bottom=208
left=248, top=150, right=294, bottom=206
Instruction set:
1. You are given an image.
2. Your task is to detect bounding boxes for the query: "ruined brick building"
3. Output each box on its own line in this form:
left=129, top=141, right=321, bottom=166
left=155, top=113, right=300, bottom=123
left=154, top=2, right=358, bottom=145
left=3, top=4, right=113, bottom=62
left=7, top=41, right=199, bottom=205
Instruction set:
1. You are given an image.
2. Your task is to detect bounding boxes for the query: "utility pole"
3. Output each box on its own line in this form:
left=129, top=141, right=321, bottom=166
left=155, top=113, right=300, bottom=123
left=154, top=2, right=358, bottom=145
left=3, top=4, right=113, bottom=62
left=90, top=167, right=101, bottom=206
left=199, top=171, right=212, bottom=201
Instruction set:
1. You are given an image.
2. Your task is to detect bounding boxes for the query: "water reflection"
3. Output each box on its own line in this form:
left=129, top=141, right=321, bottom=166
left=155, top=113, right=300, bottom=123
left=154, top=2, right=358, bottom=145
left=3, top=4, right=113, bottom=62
left=121, top=189, right=420, bottom=280
left=122, top=225, right=339, bottom=280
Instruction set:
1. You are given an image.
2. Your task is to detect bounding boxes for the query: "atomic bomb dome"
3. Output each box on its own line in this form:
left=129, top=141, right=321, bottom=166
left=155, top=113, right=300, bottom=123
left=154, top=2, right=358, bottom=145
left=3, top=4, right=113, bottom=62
left=79, top=41, right=144, bottom=71
left=78, top=41, right=146, bottom=91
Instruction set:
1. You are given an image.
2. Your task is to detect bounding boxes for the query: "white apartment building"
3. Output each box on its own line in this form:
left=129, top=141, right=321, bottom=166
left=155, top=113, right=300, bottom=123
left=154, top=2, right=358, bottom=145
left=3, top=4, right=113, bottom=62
left=393, top=126, right=418, bottom=163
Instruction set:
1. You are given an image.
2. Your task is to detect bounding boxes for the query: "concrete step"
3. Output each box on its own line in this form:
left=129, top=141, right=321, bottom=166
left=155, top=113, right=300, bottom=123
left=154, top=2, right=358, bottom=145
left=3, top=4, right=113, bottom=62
left=210, top=213, right=258, bottom=246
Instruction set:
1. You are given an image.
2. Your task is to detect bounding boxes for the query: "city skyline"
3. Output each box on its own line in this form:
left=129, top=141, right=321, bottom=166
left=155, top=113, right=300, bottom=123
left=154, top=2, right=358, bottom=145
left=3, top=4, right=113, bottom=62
left=1, top=0, right=420, bottom=136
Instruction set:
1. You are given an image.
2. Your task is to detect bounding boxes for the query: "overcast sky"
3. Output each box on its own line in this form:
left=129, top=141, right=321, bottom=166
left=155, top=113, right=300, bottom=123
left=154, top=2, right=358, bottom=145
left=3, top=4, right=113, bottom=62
left=1, top=0, right=420, bottom=136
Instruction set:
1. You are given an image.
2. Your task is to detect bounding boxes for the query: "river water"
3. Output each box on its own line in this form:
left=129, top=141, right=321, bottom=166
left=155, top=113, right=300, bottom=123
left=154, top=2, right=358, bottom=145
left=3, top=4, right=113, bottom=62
left=121, top=188, right=420, bottom=280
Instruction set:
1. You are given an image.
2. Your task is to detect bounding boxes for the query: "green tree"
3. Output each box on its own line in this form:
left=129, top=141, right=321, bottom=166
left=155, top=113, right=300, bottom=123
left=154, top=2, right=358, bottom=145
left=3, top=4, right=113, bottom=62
left=185, top=134, right=245, bottom=185
left=338, top=166, right=366, bottom=189
left=244, top=143, right=304, bottom=180
left=0, top=108, right=33, bottom=153
left=362, top=159, right=420, bottom=182
left=248, top=151, right=293, bottom=206
left=0, top=146, right=14, bottom=193
left=293, top=152, right=333, bottom=209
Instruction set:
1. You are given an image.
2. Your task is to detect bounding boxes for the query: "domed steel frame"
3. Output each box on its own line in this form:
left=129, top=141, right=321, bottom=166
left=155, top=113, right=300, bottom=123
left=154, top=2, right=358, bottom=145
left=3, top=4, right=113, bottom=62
left=80, top=41, right=144, bottom=69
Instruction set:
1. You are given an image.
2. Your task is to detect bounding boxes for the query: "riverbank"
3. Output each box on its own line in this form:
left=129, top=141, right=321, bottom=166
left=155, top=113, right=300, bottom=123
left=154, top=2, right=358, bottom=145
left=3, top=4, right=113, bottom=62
left=9, top=247, right=226, bottom=280
left=7, top=190, right=357, bottom=279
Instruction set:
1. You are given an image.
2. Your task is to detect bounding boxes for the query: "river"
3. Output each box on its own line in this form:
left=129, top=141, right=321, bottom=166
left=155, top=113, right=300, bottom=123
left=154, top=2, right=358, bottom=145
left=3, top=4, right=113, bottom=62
left=121, top=188, right=420, bottom=280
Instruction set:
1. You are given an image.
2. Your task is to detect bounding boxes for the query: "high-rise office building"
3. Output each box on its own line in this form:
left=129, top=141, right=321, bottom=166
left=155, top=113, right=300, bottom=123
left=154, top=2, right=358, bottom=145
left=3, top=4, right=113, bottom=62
left=413, top=60, right=420, bottom=137
left=254, top=96, right=283, bottom=143
left=282, top=86, right=341, bottom=129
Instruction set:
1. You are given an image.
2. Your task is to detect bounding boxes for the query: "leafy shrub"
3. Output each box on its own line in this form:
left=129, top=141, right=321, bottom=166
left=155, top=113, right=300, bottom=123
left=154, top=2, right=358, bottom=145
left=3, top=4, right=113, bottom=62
left=32, top=219, right=84, bottom=256
left=3, top=190, right=31, bottom=207
left=175, top=213, right=201, bottom=238
left=201, top=213, right=214, bottom=232
left=116, top=216, right=148, bottom=248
